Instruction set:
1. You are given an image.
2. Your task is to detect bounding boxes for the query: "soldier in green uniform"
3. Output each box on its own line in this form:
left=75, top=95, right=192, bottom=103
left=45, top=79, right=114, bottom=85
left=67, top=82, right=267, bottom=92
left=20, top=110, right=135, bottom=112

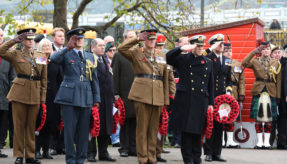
left=118, top=29, right=169, bottom=164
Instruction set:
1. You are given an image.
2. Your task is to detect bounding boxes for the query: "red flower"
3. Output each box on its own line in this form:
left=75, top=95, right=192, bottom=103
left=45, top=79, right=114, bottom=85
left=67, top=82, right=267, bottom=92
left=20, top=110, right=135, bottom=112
left=201, top=60, right=205, bottom=64
left=142, top=57, right=147, bottom=62
left=71, top=60, right=75, bottom=63
left=213, top=58, right=217, bottom=62
left=21, top=59, right=25, bottom=63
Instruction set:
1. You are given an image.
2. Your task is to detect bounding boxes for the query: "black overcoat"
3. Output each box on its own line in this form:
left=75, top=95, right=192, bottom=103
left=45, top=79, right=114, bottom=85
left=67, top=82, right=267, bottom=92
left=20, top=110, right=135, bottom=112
left=111, top=53, right=136, bottom=118
left=97, top=55, right=114, bottom=136
left=45, top=60, right=63, bottom=130
left=206, top=52, right=232, bottom=97
left=166, top=47, right=214, bottom=134
left=280, top=57, right=287, bottom=114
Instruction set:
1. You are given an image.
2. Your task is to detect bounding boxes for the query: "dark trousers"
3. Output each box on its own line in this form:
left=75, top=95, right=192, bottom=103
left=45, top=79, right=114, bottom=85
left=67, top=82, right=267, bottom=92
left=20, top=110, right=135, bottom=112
left=36, top=125, right=50, bottom=153
left=62, top=105, right=90, bottom=164
left=50, top=129, right=65, bottom=152
left=0, top=110, right=8, bottom=148
left=88, top=135, right=110, bottom=158
left=278, top=114, right=287, bottom=146
left=270, top=119, right=277, bottom=146
left=8, top=103, right=14, bottom=148
left=118, top=117, right=136, bottom=154
left=181, top=132, right=202, bottom=164
left=204, top=121, right=223, bottom=156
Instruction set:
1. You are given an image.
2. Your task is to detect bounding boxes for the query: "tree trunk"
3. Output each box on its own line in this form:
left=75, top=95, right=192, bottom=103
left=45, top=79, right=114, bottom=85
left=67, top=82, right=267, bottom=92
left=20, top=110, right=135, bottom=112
left=53, top=0, right=69, bottom=33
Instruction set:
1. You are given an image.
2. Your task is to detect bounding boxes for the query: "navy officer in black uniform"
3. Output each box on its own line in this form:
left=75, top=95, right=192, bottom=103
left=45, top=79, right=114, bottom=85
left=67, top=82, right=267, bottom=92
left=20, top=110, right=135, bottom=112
left=51, top=28, right=101, bottom=164
left=167, top=35, right=214, bottom=164
left=203, top=34, right=232, bottom=162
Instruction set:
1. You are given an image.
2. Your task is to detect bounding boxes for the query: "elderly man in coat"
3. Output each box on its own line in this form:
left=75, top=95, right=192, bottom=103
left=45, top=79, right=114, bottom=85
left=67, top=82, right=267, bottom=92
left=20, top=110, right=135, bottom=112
left=50, top=28, right=101, bottom=164
left=87, top=38, right=116, bottom=162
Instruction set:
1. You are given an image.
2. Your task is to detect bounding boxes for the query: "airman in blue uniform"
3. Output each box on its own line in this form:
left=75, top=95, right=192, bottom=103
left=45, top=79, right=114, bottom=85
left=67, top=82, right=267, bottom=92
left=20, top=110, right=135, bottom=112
left=50, top=28, right=100, bottom=164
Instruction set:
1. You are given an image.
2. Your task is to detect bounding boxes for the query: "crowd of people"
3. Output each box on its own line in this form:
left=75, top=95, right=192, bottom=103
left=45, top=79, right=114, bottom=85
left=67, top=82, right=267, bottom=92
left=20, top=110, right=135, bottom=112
left=0, top=26, right=286, bottom=164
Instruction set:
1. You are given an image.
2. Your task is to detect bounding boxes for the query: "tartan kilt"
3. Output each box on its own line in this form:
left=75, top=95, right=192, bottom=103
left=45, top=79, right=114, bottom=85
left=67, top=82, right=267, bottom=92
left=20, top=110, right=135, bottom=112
left=250, top=95, right=278, bottom=121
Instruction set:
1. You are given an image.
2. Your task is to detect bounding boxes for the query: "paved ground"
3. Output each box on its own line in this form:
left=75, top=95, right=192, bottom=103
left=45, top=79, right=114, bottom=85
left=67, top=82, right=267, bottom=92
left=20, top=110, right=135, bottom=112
left=1, top=147, right=287, bottom=164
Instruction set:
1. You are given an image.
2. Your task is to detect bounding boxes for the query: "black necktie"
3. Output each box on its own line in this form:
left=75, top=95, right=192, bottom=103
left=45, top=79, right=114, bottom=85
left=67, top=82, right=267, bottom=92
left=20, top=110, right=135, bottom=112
left=78, top=51, right=83, bottom=60
left=98, top=57, right=103, bottom=63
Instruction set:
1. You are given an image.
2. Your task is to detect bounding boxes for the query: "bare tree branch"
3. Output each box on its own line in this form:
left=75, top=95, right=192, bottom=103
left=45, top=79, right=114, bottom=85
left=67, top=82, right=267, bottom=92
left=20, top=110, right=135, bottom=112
left=71, top=0, right=93, bottom=29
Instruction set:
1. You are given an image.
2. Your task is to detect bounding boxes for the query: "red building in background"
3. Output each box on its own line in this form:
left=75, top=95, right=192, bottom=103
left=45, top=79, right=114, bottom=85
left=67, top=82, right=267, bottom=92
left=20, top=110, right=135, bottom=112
left=182, top=18, right=265, bottom=122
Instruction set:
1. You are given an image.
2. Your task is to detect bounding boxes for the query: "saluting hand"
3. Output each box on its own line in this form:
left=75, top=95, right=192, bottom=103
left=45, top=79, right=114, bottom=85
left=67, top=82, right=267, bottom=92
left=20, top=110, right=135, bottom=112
left=180, top=44, right=196, bottom=52
left=210, top=41, right=223, bottom=51
left=253, top=45, right=266, bottom=54
left=137, top=32, right=149, bottom=41
left=67, top=35, right=78, bottom=50
left=13, top=32, right=28, bottom=43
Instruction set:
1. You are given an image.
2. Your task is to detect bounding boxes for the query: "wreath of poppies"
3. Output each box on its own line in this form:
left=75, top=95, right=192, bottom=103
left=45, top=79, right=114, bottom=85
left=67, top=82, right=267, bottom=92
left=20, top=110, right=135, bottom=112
left=158, top=106, right=169, bottom=136
left=205, top=108, right=213, bottom=139
left=112, top=110, right=119, bottom=134
left=115, top=98, right=126, bottom=127
left=35, top=103, right=47, bottom=136
left=213, top=94, right=240, bottom=124
left=90, top=106, right=101, bottom=137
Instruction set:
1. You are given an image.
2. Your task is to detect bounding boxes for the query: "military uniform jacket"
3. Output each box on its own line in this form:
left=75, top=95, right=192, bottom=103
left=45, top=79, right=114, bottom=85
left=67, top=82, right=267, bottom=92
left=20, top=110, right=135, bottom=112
left=118, top=37, right=169, bottom=106
left=0, top=58, right=15, bottom=110
left=0, top=40, right=47, bottom=105
left=111, top=52, right=136, bottom=118
left=231, top=59, right=245, bottom=100
left=242, top=51, right=281, bottom=98
left=206, top=52, right=232, bottom=97
left=50, top=48, right=101, bottom=107
left=166, top=47, right=214, bottom=134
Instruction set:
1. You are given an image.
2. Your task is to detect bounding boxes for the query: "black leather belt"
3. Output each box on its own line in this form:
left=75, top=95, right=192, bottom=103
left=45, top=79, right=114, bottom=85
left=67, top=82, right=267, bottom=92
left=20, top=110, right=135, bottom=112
left=256, top=78, right=273, bottom=83
left=17, top=74, right=41, bottom=81
left=135, top=74, right=162, bottom=80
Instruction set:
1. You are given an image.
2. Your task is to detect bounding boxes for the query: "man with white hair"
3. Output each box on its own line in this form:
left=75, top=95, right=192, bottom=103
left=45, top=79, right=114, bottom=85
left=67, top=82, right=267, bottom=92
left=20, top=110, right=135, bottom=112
left=104, top=35, right=115, bottom=44
left=87, top=38, right=116, bottom=162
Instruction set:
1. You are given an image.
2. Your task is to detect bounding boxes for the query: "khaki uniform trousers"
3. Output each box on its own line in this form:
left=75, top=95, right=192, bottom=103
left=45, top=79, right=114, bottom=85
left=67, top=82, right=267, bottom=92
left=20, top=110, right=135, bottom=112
left=156, top=135, right=165, bottom=158
left=12, top=101, right=40, bottom=158
left=134, top=101, right=161, bottom=163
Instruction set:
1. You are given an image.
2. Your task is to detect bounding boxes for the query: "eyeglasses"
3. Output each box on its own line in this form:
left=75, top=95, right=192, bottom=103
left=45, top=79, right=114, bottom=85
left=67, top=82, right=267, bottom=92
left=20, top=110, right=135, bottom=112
left=108, top=49, right=116, bottom=52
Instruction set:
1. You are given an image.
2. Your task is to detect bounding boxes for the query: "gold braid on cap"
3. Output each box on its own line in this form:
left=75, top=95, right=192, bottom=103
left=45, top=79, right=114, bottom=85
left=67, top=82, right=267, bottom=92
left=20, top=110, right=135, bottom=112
left=86, top=54, right=98, bottom=81
left=270, top=61, right=281, bottom=83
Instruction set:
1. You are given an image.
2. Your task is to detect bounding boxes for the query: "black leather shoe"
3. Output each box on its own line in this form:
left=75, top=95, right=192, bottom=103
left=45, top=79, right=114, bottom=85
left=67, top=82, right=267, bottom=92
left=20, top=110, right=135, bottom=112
left=212, top=155, right=226, bottom=162
left=99, top=155, right=116, bottom=162
left=0, top=152, right=8, bottom=158
left=87, top=156, right=97, bottom=162
left=26, top=158, right=41, bottom=164
left=162, top=149, right=170, bottom=154
left=157, top=157, right=167, bottom=162
left=205, top=155, right=212, bottom=162
left=129, top=151, right=137, bottom=156
left=42, top=151, right=53, bottom=159
left=112, top=143, right=120, bottom=147
left=15, top=157, right=23, bottom=164
left=35, top=151, right=43, bottom=159
left=120, top=152, right=128, bottom=157
left=50, top=149, right=57, bottom=155
left=278, top=145, right=287, bottom=150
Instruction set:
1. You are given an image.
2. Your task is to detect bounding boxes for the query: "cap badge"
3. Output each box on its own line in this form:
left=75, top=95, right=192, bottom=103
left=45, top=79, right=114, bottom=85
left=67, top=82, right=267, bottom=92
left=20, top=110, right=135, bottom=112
left=198, top=36, right=203, bottom=42
left=79, top=30, right=83, bottom=34
left=217, top=35, right=222, bottom=41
